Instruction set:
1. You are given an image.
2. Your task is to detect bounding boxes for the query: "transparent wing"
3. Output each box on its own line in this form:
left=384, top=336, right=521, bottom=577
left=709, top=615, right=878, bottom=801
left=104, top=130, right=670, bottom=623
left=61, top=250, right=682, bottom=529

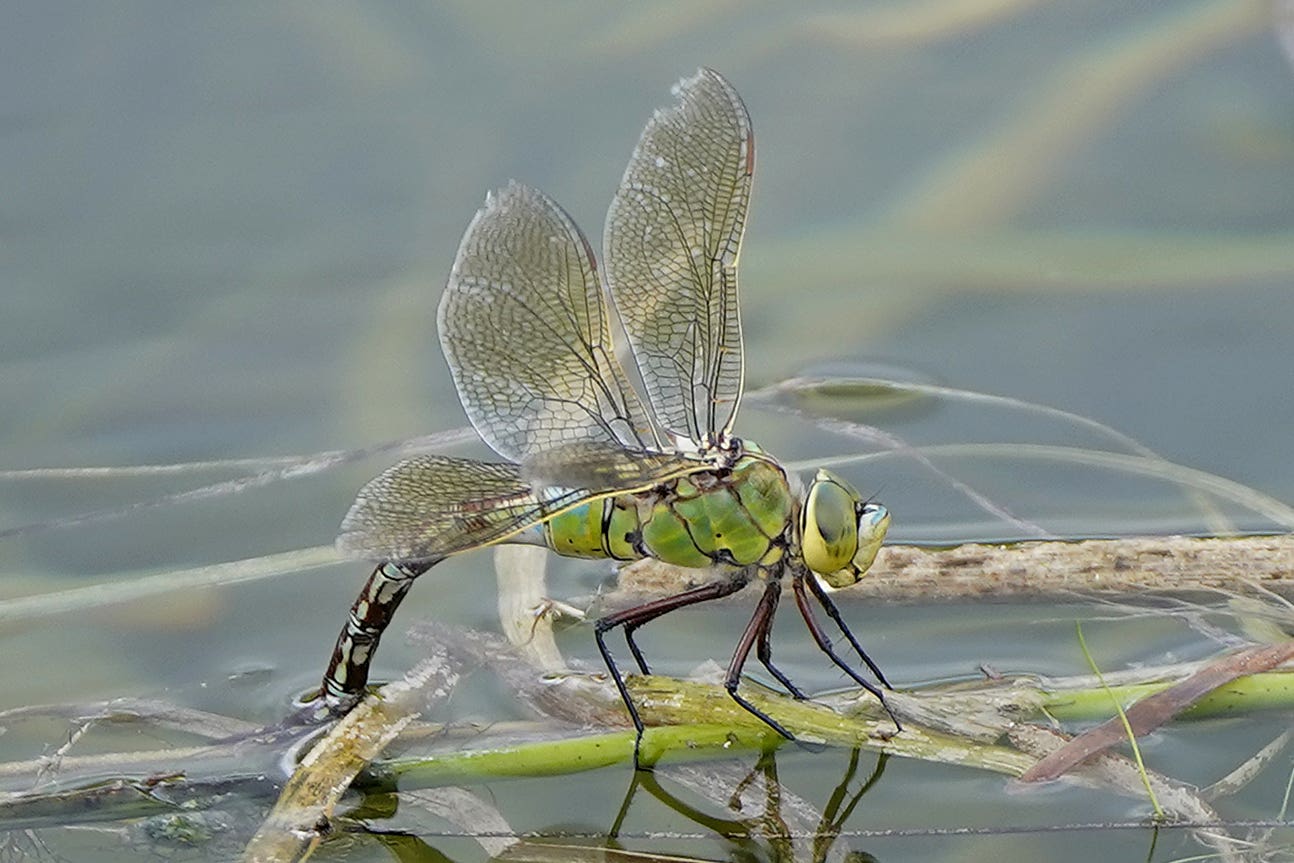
left=337, top=452, right=704, bottom=563
left=337, top=456, right=587, bottom=562
left=604, top=68, right=753, bottom=445
left=440, top=181, right=659, bottom=464
left=519, top=441, right=701, bottom=494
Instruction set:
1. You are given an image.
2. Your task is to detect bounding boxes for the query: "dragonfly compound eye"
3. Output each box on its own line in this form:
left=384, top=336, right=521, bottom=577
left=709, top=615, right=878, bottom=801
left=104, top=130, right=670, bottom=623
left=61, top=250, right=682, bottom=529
left=801, top=469, right=860, bottom=579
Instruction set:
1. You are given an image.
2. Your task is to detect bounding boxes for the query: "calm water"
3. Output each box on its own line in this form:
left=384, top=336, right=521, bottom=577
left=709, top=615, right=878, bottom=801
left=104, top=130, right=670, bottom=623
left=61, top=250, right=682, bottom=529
left=2, top=3, right=1293, bottom=860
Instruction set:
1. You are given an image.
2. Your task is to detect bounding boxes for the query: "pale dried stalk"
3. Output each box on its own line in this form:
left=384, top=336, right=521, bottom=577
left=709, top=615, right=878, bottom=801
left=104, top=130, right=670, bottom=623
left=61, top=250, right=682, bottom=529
left=616, top=535, right=1294, bottom=601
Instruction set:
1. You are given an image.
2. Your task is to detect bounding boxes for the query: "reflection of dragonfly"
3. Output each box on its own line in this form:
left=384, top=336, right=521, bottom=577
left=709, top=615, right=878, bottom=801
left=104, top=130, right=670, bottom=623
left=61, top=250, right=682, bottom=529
left=319, top=69, right=896, bottom=749
left=607, top=748, right=888, bottom=861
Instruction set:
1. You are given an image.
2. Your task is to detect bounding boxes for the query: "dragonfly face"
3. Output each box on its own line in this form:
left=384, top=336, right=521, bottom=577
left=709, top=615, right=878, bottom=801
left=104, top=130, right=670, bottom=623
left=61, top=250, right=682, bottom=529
left=319, top=69, right=898, bottom=758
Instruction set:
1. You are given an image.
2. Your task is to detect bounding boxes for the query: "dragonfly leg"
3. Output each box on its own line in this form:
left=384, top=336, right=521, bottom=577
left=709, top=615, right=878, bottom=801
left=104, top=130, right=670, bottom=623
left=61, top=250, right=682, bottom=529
left=754, top=584, right=807, bottom=699
left=790, top=564, right=902, bottom=731
left=319, top=559, right=436, bottom=716
left=625, top=625, right=652, bottom=677
left=802, top=566, right=892, bottom=688
left=602, top=571, right=751, bottom=674
left=722, top=579, right=797, bottom=740
left=594, top=571, right=752, bottom=766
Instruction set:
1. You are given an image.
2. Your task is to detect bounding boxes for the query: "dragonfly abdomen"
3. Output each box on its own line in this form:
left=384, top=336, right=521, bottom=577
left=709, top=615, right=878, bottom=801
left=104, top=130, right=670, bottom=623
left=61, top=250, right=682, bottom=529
left=320, top=558, right=433, bottom=716
left=541, top=497, right=640, bottom=561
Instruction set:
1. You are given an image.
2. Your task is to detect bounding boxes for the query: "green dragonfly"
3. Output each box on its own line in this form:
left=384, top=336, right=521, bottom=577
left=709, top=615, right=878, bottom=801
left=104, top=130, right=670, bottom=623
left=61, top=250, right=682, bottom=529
left=320, top=69, right=896, bottom=747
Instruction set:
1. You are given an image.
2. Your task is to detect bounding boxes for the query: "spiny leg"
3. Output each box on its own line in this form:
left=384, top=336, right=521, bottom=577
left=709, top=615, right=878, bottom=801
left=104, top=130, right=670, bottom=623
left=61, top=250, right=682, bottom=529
left=722, top=579, right=797, bottom=741
left=625, top=620, right=651, bottom=677
left=594, top=572, right=753, bottom=762
left=318, top=558, right=436, bottom=717
left=803, top=564, right=892, bottom=688
left=616, top=571, right=750, bottom=675
left=754, top=583, right=807, bottom=699
left=789, top=566, right=885, bottom=698
left=790, top=565, right=902, bottom=731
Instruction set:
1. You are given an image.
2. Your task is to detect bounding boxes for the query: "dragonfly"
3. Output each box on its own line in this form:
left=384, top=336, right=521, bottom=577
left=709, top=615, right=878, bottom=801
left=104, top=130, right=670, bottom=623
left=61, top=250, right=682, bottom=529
left=319, top=69, right=898, bottom=752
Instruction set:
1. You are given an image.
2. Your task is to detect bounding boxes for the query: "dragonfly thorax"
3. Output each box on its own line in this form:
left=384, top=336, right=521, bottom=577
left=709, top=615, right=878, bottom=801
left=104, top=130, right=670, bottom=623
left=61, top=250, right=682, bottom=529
left=669, top=430, right=746, bottom=472
left=699, top=432, right=746, bottom=471
left=541, top=450, right=796, bottom=571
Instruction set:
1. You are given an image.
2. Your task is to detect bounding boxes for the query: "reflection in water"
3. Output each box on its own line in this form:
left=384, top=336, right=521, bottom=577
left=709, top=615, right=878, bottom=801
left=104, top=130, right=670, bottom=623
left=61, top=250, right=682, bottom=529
left=597, top=749, right=886, bottom=863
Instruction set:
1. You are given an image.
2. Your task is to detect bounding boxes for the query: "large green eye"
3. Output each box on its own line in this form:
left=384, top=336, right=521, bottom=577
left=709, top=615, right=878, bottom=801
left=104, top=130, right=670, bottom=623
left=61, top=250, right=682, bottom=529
left=801, top=469, right=859, bottom=577
left=801, top=471, right=891, bottom=588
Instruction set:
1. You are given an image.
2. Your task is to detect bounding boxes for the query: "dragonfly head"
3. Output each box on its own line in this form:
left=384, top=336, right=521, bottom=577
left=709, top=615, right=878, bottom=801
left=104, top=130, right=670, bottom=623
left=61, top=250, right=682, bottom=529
left=800, top=469, right=890, bottom=588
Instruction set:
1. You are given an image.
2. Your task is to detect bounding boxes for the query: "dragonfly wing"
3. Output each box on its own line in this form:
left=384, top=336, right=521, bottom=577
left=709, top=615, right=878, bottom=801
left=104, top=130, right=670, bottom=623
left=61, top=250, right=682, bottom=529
left=337, top=455, right=592, bottom=562
left=519, top=441, right=702, bottom=493
left=338, top=452, right=711, bottom=563
left=440, top=182, right=659, bottom=464
left=604, top=68, right=753, bottom=445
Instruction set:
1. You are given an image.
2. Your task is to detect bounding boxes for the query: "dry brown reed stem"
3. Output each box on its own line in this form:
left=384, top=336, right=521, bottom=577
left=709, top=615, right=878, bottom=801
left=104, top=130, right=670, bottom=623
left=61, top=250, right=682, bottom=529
left=617, top=535, right=1294, bottom=601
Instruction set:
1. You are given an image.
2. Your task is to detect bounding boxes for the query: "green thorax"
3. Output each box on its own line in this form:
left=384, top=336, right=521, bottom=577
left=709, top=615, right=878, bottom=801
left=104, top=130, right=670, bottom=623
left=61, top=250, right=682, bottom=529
left=542, top=450, right=794, bottom=569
